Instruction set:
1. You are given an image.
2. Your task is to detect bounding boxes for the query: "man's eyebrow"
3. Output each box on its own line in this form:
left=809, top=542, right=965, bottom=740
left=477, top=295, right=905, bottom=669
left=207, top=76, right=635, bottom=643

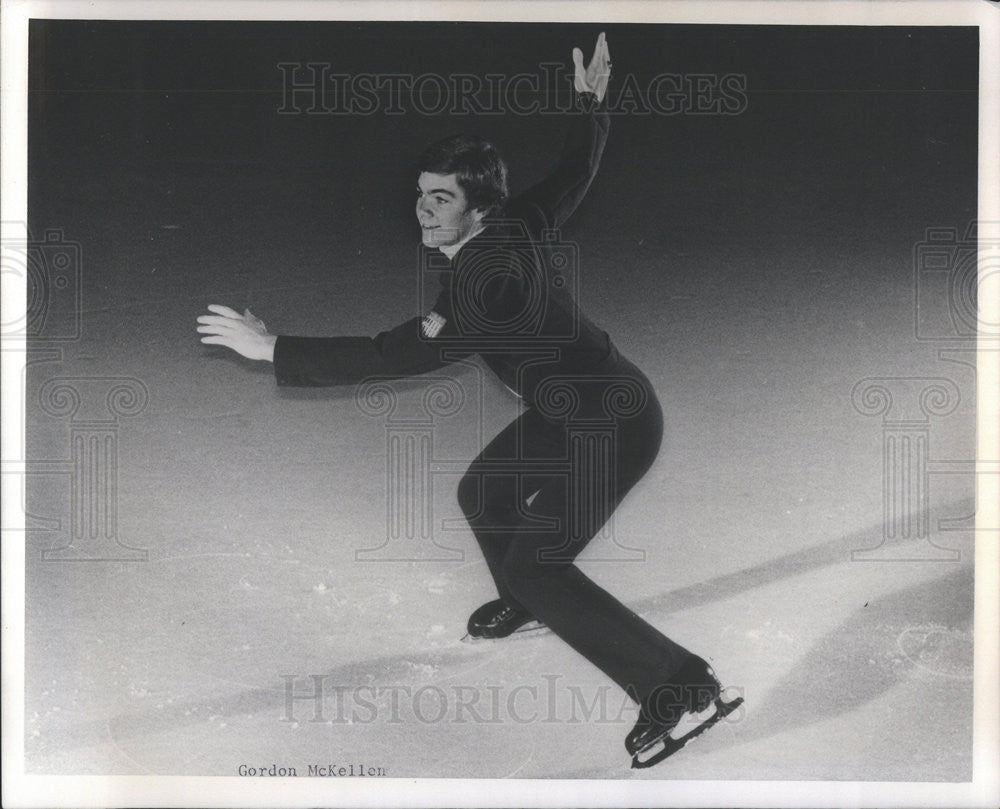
left=417, top=184, right=457, bottom=197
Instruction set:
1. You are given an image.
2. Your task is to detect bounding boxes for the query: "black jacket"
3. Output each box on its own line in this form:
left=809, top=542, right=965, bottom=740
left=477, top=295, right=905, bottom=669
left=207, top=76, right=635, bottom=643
left=273, top=95, right=617, bottom=406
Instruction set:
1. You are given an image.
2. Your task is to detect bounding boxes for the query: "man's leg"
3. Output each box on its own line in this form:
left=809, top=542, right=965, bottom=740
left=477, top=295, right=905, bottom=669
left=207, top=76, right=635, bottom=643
left=497, top=399, right=693, bottom=702
left=456, top=412, right=541, bottom=611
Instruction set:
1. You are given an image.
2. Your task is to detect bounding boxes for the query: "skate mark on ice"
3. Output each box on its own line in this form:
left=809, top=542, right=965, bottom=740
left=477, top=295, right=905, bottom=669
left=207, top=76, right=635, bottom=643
left=896, top=624, right=973, bottom=680
left=105, top=720, right=156, bottom=775
left=735, top=566, right=972, bottom=752
left=503, top=749, right=537, bottom=778
left=44, top=642, right=505, bottom=756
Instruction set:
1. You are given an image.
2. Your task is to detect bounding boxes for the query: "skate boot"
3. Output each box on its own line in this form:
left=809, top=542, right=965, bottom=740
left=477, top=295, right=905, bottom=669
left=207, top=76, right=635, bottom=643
left=462, top=599, right=547, bottom=641
left=626, top=655, right=743, bottom=768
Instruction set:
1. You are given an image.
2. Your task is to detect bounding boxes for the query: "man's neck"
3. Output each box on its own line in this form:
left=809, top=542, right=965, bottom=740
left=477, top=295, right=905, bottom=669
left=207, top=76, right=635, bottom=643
left=438, top=223, right=485, bottom=259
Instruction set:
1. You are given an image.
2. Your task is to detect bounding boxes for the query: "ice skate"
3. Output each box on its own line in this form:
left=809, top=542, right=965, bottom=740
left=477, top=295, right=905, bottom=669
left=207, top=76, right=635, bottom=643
left=626, top=655, right=743, bottom=768
left=460, top=599, right=549, bottom=642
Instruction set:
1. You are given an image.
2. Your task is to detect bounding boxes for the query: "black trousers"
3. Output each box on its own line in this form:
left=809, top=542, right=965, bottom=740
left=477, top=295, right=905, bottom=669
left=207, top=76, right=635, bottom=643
left=456, top=357, right=692, bottom=703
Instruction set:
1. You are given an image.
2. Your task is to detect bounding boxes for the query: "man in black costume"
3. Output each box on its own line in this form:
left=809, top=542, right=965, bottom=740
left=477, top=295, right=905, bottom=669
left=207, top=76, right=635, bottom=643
left=198, top=32, right=741, bottom=768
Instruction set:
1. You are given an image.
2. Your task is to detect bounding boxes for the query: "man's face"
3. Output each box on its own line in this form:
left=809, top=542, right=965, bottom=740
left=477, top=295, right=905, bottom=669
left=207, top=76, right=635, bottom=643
left=416, top=172, right=485, bottom=248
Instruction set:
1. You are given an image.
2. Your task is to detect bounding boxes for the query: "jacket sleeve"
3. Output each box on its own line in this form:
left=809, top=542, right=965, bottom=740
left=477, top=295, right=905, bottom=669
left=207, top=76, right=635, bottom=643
left=506, top=92, right=610, bottom=235
left=273, top=288, right=462, bottom=386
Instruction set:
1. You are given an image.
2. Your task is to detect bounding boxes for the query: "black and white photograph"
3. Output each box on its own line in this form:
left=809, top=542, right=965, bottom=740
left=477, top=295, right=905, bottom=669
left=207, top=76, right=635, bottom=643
left=2, top=0, right=998, bottom=806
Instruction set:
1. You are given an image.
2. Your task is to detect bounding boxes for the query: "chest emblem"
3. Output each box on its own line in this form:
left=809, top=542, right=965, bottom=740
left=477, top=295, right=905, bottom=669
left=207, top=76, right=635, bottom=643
left=421, top=311, right=446, bottom=338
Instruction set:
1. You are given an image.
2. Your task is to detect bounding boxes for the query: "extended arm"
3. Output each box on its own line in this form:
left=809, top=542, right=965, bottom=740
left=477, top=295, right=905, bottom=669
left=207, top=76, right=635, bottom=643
left=272, top=315, right=450, bottom=386
left=507, top=32, right=612, bottom=232
left=198, top=288, right=457, bottom=387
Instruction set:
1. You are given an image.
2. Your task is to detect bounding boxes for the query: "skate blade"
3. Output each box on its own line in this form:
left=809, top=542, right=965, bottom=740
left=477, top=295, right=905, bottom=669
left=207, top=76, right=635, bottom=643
left=669, top=701, right=720, bottom=740
left=631, top=696, right=744, bottom=769
left=460, top=621, right=549, bottom=643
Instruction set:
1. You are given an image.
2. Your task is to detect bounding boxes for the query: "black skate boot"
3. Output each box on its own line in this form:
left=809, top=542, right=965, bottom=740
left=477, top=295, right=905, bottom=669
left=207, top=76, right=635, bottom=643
left=626, top=655, right=743, bottom=768
left=462, top=599, right=547, bottom=642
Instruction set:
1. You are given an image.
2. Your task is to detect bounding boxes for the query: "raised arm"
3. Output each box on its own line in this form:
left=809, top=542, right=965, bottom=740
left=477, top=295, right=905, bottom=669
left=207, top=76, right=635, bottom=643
left=507, top=32, right=612, bottom=233
left=573, top=31, right=612, bottom=106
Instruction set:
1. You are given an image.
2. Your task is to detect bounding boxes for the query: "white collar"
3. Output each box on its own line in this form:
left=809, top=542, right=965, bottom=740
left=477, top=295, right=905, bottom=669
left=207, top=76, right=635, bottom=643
left=438, top=223, right=485, bottom=260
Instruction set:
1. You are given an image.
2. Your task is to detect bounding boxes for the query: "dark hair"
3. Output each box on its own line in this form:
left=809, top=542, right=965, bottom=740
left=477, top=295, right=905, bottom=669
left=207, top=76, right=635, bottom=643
left=417, top=134, right=508, bottom=217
